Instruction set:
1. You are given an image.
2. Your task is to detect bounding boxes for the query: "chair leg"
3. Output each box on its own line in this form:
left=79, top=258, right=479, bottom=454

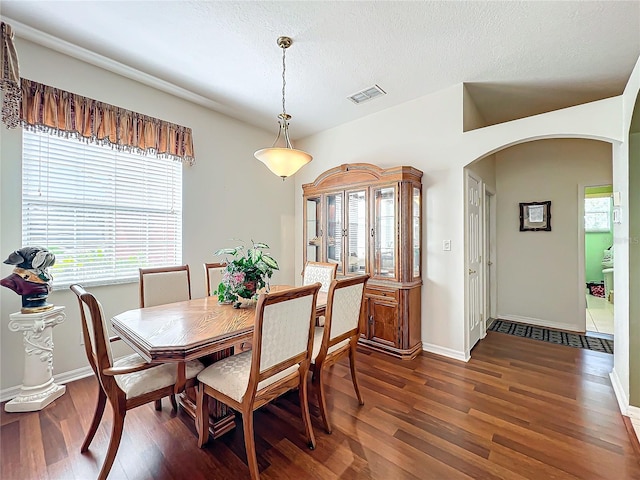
left=298, top=370, right=316, bottom=449
left=98, top=408, right=126, bottom=480
left=315, top=366, right=332, bottom=434
left=349, top=344, right=364, bottom=405
left=170, top=394, right=178, bottom=412
left=196, top=383, right=210, bottom=448
left=81, top=385, right=107, bottom=452
left=154, top=399, right=162, bottom=411
left=241, top=409, right=260, bottom=480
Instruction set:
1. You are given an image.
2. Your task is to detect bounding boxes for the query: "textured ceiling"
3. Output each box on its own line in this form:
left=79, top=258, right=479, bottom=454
left=2, top=1, right=640, bottom=139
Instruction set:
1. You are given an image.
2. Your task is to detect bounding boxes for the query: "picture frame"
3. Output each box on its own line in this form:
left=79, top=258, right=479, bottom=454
left=519, top=201, right=551, bottom=231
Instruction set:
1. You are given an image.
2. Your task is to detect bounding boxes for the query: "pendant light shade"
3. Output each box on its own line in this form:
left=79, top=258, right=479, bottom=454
left=255, top=36, right=312, bottom=180
left=255, top=146, right=312, bottom=178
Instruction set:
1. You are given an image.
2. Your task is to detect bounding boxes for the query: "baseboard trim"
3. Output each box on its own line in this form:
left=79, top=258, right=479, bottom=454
left=1, top=365, right=94, bottom=403
left=497, top=314, right=583, bottom=333
left=625, top=405, right=640, bottom=453
left=628, top=405, right=640, bottom=422
left=422, top=342, right=470, bottom=362
left=610, top=368, right=629, bottom=415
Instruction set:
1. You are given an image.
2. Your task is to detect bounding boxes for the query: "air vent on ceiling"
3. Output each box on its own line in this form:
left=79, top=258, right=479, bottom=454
left=347, top=84, right=386, bottom=104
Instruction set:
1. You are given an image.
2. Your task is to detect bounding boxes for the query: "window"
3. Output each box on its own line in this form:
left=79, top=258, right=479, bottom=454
left=22, top=130, right=182, bottom=289
left=584, top=196, right=611, bottom=233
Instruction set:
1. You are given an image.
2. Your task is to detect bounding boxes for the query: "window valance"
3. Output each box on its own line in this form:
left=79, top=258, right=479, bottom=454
left=20, top=78, right=195, bottom=165
left=1, top=22, right=21, bottom=128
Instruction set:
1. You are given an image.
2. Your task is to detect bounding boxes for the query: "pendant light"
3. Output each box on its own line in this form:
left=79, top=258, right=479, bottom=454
left=254, top=36, right=312, bottom=180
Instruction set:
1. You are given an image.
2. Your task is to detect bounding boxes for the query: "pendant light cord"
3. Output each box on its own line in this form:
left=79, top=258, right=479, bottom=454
left=281, top=44, right=287, bottom=117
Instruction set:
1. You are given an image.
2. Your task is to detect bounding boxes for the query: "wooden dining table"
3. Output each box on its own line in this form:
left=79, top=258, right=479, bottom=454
left=111, top=286, right=327, bottom=438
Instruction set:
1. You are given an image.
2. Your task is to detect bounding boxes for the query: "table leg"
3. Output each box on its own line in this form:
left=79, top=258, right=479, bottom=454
left=178, top=347, right=236, bottom=439
left=174, top=362, right=186, bottom=394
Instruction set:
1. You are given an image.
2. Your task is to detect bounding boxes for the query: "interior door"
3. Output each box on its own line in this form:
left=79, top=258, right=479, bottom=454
left=484, top=188, right=496, bottom=329
left=466, top=172, right=483, bottom=350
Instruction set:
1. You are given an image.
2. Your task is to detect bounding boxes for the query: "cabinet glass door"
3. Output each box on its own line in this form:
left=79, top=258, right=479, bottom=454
left=412, top=186, right=421, bottom=278
left=373, top=186, right=396, bottom=279
left=326, top=193, right=343, bottom=273
left=305, top=196, right=321, bottom=262
left=346, top=190, right=367, bottom=274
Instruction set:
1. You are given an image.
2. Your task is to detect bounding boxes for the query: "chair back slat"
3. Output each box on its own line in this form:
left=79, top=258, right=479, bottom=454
left=328, top=281, right=366, bottom=341
left=71, top=284, right=114, bottom=378
left=303, top=262, right=337, bottom=292
left=251, top=283, right=320, bottom=385
left=260, top=295, right=315, bottom=373
left=322, top=275, right=369, bottom=351
left=139, top=265, right=191, bottom=307
left=204, top=262, right=226, bottom=296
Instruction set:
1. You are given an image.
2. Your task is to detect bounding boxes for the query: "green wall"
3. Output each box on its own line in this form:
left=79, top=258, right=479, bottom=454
left=585, top=233, right=612, bottom=282
left=584, top=186, right=613, bottom=284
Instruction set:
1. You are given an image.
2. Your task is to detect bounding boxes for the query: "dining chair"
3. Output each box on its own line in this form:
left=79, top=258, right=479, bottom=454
left=70, top=284, right=204, bottom=480
left=310, top=274, right=369, bottom=434
left=302, top=261, right=338, bottom=293
left=303, top=261, right=338, bottom=327
left=139, top=264, right=191, bottom=308
left=204, top=262, right=227, bottom=296
left=139, top=265, right=192, bottom=410
left=195, top=282, right=322, bottom=480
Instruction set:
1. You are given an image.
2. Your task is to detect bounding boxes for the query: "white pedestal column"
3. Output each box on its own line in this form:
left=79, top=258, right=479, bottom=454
left=5, top=306, right=66, bottom=412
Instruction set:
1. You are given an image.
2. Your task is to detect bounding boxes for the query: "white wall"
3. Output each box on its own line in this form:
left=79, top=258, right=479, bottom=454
left=0, top=39, right=295, bottom=392
left=467, top=155, right=496, bottom=191
left=495, top=139, right=612, bottom=331
left=296, top=84, right=625, bottom=360
left=609, top=55, right=640, bottom=410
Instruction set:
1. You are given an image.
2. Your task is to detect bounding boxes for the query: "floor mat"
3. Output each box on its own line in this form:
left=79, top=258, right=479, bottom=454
left=488, top=319, right=613, bottom=354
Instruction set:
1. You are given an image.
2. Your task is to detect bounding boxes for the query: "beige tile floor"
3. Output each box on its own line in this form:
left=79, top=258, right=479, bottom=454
left=586, top=293, right=614, bottom=335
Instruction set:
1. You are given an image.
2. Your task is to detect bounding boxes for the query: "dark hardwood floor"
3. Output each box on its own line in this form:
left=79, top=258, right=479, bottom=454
left=2, top=331, right=639, bottom=479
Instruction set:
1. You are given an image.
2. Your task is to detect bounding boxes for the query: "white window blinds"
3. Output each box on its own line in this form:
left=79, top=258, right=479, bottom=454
left=584, top=196, right=611, bottom=233
left=22, top=129, right=182, bottom=289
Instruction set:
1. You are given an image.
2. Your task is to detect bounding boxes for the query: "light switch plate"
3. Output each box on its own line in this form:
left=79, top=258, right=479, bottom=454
left=443, top=239, right=451, bottom=251
left=613, top=207, right=622, bottom=224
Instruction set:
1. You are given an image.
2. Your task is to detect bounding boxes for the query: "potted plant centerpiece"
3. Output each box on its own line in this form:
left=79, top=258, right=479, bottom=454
left=214, top=240, right=279, bottom=308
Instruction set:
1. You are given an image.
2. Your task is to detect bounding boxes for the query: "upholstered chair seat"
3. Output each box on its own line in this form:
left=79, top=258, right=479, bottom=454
left=311, top=328, right=348, bottom=360
left=197, top=351, right=299, bottom=403
left=114, top=354, right=204, bottom=399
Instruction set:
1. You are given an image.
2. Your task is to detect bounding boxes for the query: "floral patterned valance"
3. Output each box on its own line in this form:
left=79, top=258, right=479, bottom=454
left=20, top=78, right=195, bottom=165
left=1, top=22, right=21, bottom=129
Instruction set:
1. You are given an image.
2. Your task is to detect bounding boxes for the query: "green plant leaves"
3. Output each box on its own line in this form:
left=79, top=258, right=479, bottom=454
left=214, top=247, right=239, bottom=256
left=261, top=255, right=278, bottom=269
left=249, top=247, right=262, bottom=264
left=213, top=240, right=279, bottom=303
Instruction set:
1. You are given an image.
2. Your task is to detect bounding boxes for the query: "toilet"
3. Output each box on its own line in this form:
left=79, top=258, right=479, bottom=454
left=602, top=248, right=614, bottom=301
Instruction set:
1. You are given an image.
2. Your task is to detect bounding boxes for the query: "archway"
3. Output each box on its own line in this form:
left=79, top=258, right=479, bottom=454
left=464, top=136, right=613, bottom=356
left=628, top=92, right=640, bottom=407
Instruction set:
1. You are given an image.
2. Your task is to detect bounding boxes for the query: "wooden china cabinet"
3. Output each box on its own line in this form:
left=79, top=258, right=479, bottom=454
left=302, top=163, right=423, bottom=359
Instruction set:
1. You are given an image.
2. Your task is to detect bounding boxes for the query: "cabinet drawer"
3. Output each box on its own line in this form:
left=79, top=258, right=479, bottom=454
left=366, top=286, right=399, bottom=302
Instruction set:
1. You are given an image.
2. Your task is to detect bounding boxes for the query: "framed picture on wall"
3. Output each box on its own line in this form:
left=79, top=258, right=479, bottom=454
left=519, top=201, right=551, bottom=231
